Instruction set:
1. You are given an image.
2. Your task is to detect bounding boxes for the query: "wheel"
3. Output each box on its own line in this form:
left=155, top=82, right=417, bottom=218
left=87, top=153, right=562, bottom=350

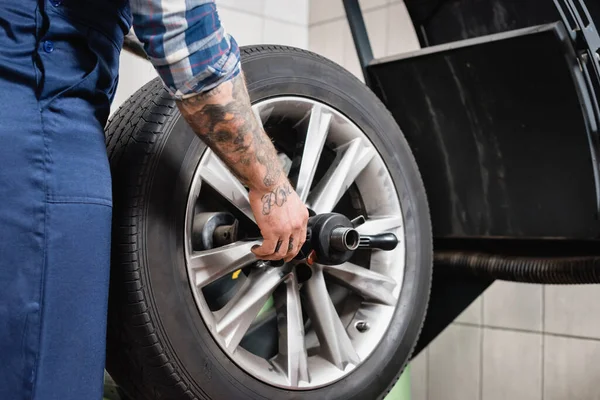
left=105, top=45, right=432, bottom=400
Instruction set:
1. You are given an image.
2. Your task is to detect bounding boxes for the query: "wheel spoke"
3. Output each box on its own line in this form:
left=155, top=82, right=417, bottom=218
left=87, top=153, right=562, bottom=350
left=307, top=138, right=375, bottom=214
left=322, top=262, right=397, bottom=306
left=199, top=150, right=255, bottom=223
left=296, top=105, right=332, bottom=202
left=304, top=266, right=360, bottom=370
left=355, top=216, right=402, bottom=235
left=214, top=268, right=288, bottom=352
left=189, top=240, right=259, bottom=288
left=274, top=273, right=310, bottom=386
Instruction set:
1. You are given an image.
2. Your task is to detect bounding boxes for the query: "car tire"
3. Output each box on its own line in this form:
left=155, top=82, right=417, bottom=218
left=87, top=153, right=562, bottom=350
left=105, top=45, right=432, bottom=400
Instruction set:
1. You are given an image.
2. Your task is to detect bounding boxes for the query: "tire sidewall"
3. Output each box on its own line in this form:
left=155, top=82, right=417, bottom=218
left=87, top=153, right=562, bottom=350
left=140, top=49, right=432, bottom=400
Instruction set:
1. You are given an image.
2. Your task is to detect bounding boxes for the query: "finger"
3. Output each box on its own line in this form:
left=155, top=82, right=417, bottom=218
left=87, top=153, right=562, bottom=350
left=251, top=237, right=279, bottom=259
left=256, top=238, right=286, bottom=261
left=264, top=239, right=284, bottom=261
left=285, top=219, right=305, bottom=261
left=274, top=236, right=289, bottom=260
left=283, top=236, right=296, bottom=262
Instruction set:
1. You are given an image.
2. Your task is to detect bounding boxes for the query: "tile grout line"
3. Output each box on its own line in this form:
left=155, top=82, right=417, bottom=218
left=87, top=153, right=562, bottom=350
left=384, top=2, right=389, bottom=61
left=479, top=326, right=484, bottom=400
left=479, top=292, right=485, bottom=400
left=425, top=347, right=429, bottom=400
left=453, top=320, right=600, bottom=343
left=541, top=285, right=546, bottom=400
left=384, top=2, right=391, bottom=56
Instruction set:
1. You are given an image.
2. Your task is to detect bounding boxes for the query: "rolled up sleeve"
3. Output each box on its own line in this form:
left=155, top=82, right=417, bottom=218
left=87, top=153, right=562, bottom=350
left=129, top=0, right=241, bottom=100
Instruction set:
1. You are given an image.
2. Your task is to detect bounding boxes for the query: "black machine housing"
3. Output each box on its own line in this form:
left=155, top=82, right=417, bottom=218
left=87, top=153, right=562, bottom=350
left=342, top=0, right=600, bottom=352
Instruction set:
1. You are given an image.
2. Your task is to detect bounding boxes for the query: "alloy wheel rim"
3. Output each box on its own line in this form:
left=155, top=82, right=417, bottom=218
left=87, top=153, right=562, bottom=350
left=184, top=96, right=406, bottom=389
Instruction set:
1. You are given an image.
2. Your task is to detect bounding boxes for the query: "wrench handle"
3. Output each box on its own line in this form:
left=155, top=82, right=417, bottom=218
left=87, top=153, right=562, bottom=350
left=358, top=233, right=399, bottom=251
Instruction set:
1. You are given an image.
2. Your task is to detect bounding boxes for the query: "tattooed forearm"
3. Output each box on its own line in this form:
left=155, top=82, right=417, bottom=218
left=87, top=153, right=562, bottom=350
left=177, top=73, right=284, bottom=190
left=261, top=183, right=293, bottom=215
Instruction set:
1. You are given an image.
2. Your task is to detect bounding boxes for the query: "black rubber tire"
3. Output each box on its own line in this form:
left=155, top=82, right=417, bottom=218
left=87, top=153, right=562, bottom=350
left=105, top=45, right=432, bottom=400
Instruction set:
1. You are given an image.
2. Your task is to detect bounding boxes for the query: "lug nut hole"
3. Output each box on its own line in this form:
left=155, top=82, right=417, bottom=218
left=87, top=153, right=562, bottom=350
left=355, top=321, right=370, bottom=332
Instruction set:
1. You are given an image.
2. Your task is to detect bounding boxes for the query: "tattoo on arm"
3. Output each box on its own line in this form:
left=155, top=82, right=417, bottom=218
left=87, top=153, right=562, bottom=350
left=177, top=73, right=283, bottom=189
left=261, top=183, right=293, bottom=215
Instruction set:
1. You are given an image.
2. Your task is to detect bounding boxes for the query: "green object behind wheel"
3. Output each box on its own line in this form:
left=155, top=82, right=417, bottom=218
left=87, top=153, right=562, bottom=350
left=384, top=365, right=411, bottom=400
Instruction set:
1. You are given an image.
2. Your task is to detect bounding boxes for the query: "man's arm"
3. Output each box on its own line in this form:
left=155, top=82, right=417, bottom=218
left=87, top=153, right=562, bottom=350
left=177, top=73, right=308, bottom=260
left=129, top=0, right=308, bottom=260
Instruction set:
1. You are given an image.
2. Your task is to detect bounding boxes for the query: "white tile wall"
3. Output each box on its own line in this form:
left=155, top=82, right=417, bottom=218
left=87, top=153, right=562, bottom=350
left=545, top=285, right=600, bottom=339
left=309, top=20, right=346, bottom=66
left=219, top=8, right=265, bottom=46
left=342, top=19, right=362, bottom=78
left=386, top=2, right=420, bottom=55
left=482, top=328, right=543, bottom=400
left=360, top=0, right=389, bottom=9
left=263, top=20, right=308, bottom=48
left=219, top=1, right=309, bottom=47
left=544, top=335, right=600, bottom=400
left=264, top=0, right=309, bottom=25
left=309, top=0, right=392, bottom=25
left=216, top=0, right=265, bottom=15
left=308, top=0, right=420, bottom=82
left=428, top=325, right=481, bottom=400
left=363, top=7, right=388, bottom=58
left=430, top=281, right=600, bottom=400
left=410, top=349, right=428, bottom=400
left=309, top=0, right=345, bottom=25
left=484, top=281, right=543, bottom=332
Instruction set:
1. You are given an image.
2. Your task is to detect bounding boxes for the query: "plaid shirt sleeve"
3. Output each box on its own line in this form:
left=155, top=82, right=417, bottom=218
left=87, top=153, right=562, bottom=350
left=129, top=0, right=241, bottom=100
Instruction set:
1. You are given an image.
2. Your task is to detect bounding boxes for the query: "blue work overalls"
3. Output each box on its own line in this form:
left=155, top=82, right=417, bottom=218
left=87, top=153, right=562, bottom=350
left=0, top=1, right=131, bottom=398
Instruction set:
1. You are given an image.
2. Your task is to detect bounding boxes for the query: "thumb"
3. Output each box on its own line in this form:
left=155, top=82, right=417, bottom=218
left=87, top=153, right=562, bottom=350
left=251, top=244, right=270, bottom=258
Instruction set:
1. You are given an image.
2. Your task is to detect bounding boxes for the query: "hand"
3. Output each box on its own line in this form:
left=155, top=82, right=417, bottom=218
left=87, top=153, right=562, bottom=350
left=249, top=180, right=309, bottom=262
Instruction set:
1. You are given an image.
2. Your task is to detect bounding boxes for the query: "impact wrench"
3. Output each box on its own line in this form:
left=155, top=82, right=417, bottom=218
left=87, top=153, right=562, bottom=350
left=197, top=212, right=400, bottom=267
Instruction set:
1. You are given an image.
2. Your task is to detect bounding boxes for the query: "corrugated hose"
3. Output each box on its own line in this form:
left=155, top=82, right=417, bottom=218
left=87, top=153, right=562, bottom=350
left=435, top=251, right=600, bottom=284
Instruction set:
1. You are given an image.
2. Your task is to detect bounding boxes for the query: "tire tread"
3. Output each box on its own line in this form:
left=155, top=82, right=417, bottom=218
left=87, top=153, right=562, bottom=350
left=106, top=79, right=202, bottom=400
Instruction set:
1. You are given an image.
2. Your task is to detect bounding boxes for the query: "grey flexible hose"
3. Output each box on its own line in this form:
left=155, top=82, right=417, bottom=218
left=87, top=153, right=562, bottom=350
left=435, top=251, right=600, bottom=284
